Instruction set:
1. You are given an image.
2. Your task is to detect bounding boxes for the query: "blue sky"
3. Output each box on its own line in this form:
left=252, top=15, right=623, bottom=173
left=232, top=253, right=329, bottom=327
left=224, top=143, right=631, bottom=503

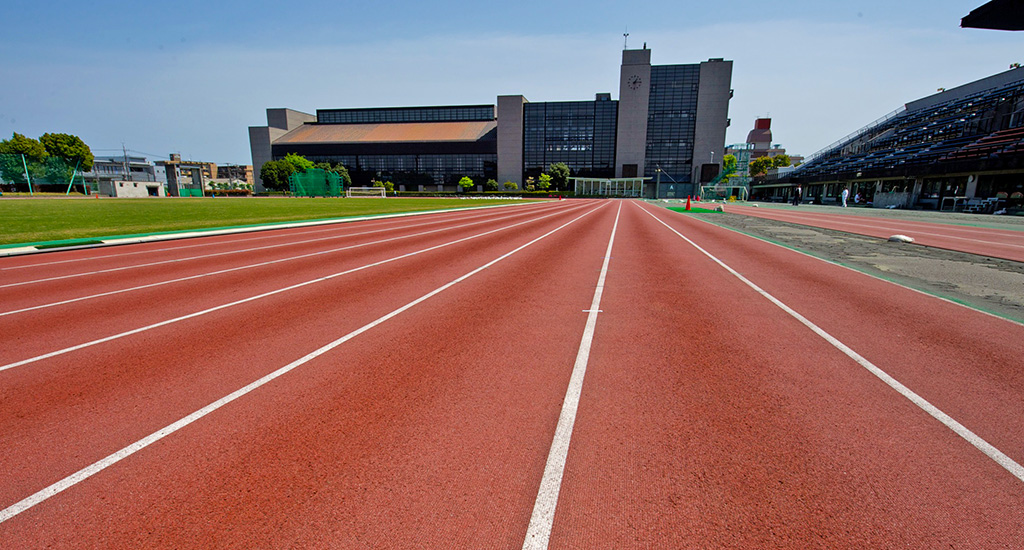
left=1, top=1, right=1018, bottom=165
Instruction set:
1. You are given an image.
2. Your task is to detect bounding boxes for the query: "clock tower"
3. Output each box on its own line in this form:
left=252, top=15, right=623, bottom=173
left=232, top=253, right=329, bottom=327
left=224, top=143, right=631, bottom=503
left=615, top=48, right=652, bottom=178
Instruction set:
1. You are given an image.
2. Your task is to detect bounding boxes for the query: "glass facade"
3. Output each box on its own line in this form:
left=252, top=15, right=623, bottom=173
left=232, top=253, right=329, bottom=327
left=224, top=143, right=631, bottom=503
left=523, top=99, right=618, bottom=179
left=300, top=153, right=497, bottom=188
left=646, top=65, right=700, bottom=189
left=282, top=104, right=498, bottom=187
left=317, top=105, right=495, bottom=124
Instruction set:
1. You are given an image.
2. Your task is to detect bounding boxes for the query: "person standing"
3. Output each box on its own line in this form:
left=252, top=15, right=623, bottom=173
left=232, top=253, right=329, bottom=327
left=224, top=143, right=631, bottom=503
left=841, top=187, right=849, bottom=207
left=792, top=185, right=802, bottom=206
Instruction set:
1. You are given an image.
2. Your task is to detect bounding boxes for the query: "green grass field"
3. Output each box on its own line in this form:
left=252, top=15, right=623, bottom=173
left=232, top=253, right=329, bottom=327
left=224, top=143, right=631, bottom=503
left=0, top=196, right=532, bottom=247
left=667, top=206, right=722, bottom=214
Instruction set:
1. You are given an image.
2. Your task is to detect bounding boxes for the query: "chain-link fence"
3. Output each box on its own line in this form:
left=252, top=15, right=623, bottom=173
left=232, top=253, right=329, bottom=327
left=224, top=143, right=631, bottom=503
left=0, top=153, right=88, bottom=194
left=289, top=168, right=343, bottom=197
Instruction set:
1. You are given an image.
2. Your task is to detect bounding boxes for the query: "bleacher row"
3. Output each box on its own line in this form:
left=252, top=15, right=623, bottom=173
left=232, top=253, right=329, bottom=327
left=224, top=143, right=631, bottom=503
left=792, top=78, right=1024, bottom=179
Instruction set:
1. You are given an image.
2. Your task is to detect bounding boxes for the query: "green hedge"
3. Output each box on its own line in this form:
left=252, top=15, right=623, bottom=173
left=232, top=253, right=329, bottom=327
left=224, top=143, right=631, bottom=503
left=394, top=190, right=571, bottom=198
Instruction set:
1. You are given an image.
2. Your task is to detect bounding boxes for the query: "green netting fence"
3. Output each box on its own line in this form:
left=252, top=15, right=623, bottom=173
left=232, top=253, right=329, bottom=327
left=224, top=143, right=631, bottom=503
left=0, top=153, right=88, bottom=194
left=288, top=168, right=342, bottom=197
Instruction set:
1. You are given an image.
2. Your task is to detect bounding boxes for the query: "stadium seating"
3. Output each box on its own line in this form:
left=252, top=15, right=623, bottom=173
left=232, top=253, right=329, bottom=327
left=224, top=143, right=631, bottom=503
left=785, top=73, right=1024, bottom=182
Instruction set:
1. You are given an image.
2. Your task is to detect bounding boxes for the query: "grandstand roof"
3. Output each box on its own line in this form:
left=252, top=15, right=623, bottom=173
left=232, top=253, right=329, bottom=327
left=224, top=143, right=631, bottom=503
left=962, top=0, right=1024, bottom=31
left=906, top=66, right=1024, bottom=112
left=276, top=121, right=498, bottom=145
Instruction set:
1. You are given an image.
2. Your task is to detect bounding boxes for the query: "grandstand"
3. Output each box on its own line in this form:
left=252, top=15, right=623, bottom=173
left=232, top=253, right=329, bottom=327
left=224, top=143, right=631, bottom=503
left=755, top=67, right=1024, bottom=212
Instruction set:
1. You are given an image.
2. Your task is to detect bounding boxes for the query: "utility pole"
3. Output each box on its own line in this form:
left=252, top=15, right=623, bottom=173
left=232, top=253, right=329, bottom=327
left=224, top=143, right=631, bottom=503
left=122, top=143, right=130, bottom=182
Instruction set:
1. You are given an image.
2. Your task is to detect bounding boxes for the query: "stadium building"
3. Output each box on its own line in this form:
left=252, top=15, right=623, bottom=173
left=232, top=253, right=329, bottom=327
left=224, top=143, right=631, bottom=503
left=249, top=48, right=733, bottom=198
left=756, top=67, right=1024, bottom=213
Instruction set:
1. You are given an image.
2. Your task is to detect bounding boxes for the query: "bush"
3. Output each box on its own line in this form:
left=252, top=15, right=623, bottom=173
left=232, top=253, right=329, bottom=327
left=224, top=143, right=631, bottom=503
left=206, top=189, right=252, bottom=197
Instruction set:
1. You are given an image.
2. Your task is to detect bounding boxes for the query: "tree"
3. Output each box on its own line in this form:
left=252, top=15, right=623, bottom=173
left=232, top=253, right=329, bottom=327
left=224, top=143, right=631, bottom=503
left=261, top=154, right=321, bottom=191
left=314, top=161, right=353, bottom=189
left=282, top=153, right=314, bottom=172
left=537, top=173, right=552, bottom=190
left=0, top=133, right=47, bottom=160
left=458, top=176, right=474, bottom=191
left=0, top=133, right=47, bottom=186
left=771, top=154, right=791, bottom=168
left=503, top=181, right=518, bottom=190
left=37, top=133, right=92, bottom=186
left=333, top=163, right=352, bottom=189
left=716, top=154, right=739, bottom=183
left=722, top=154, right=737, bottom=173
left=40, top=133, right=94, bottom=172
left=259, top=159, right=296, bottom=191
left=748, top=156, right=774, bottom=177
left=484, top=178, right=499, bottom=191
left=371, top=179, right=395, bottom=193
left=547, top=162, right=569, bottom=190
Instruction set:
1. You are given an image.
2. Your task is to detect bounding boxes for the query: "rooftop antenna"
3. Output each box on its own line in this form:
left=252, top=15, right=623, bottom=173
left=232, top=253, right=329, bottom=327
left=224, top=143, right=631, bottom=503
left=623, top=28, right=629, bottom=50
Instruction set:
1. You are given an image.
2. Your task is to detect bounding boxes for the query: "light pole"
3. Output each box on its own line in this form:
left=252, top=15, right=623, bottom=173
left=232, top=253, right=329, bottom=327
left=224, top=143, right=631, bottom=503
left=656, top=164, right=679, bottom=198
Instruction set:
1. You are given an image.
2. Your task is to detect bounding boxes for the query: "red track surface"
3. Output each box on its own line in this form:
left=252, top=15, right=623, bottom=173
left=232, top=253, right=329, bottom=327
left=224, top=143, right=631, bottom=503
left=722, top=203, right=1024, bottom=261
left=1, top=200, right=1022, bottom=548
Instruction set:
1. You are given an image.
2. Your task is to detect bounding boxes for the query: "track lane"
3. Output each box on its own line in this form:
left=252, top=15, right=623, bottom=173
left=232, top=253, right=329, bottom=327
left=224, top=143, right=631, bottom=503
left=643, top=204, right=1024, bottom=467
left=724, top=203, right=1024, bottom=261
left=0, top=202, right=563, bottom=306
left=0, top=202, right=598, bottom=506
left=548, top=201, right=1024, bottom=547
left=0, top=202, right=619, bottom=547
left=0, top=202, right=587, bottom=363
left=4, top=198, right=1023, bottom=547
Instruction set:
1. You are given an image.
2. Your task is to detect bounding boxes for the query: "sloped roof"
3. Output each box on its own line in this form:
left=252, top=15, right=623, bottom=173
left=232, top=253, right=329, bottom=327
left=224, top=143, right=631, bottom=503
left=275, top=121, right=497, bottom=145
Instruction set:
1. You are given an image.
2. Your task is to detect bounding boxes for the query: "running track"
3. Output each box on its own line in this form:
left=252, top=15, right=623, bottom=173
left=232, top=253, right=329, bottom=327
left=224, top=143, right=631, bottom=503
left=1, top=200, right=1022, bottom=548
left=721, top=203, right=1024, bottom=262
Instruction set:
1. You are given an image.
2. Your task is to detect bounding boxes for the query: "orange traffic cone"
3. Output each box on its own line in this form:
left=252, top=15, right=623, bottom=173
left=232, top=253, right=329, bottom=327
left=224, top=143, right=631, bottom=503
left=685, top=196, right=691, bottom=211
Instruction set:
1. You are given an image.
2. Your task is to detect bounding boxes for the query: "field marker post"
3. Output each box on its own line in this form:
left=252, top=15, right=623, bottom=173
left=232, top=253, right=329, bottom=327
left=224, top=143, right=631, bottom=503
left=21, top=154, right=33, bottom=196
left=64, top=160, right=81, bottom=196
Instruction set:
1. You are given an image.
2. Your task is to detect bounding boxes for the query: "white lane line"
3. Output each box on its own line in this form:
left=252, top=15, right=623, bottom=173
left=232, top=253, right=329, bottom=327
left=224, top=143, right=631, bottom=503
left=0, top=201, right=552, bottom=267
left=0, top=203, right=605, bottom=525
left=0, top=203, right=591, bottom=374
left=638, top=202, right=1024, bottom=484
left=522, top=202, right=622, bottom=550
left=0, top=203, right=563, bottom=289
left=1, top=222, right=372, bottom=271
left=0, top=203, right=571, bottom=317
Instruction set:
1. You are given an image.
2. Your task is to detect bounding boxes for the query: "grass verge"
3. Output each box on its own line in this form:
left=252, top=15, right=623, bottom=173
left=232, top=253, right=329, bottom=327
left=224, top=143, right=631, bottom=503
left=0, top=196, right=532, bottom=246
left=667, top=206, right=722, bottom=214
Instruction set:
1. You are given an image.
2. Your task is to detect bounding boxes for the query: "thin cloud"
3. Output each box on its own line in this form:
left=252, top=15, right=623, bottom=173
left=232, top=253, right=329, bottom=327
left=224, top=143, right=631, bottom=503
left=0, top=17, right=1017, bottom=164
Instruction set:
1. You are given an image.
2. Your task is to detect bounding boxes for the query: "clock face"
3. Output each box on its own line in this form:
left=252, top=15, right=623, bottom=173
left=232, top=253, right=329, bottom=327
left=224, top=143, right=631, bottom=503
left=628, top=75, right=642, bottom=90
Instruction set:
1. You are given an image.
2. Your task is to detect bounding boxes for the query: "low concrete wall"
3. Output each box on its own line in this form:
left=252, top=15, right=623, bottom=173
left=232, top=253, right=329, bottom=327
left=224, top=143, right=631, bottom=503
left=872, top=191, right=911, bottom=209
left=99, top=180, right=166, bottom=198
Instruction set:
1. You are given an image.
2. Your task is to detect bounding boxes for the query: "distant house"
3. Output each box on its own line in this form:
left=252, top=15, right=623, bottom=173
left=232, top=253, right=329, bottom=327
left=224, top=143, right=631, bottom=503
left=81, top=155, right=166, bottom=197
